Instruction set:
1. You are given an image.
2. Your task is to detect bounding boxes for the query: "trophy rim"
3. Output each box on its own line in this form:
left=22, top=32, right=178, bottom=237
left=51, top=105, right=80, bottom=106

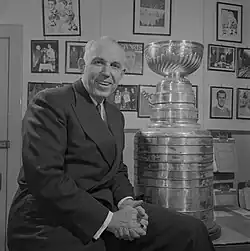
left=145, top=40, right=204, bottom=50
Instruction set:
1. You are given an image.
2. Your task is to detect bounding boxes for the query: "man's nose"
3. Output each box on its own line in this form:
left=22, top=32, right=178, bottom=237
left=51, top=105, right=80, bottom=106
left=101, top=65, right=111, bottom=77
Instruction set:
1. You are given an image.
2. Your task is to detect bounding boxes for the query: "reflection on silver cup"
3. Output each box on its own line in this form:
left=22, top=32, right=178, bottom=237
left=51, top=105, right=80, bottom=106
left=134, top=40, right=221, bottom=240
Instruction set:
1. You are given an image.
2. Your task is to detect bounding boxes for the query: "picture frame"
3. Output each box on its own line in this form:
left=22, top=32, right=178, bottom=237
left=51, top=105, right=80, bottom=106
left=42, top=0, right=81, bottom=36
left=31, top=40, right=59, bottom=73
left=138, top=85, right=156, bottom=118
left=133, top=0, right=172, bottom=36
left=236, top=88, right=250, bottom=120
left=209, top=86, right=233, bottom=119
left=27, top=82, right=68, bottom=105
left=236, top=48, right=250, bottom=79
left=118, top=41, right=144, bottom=75
left=216, top=2, right=242, bottom=43
left=107, top=85, right=138, bottom=112
left=207, top=44, right=235, bottom=72
left=192, top=85, right=198, bottom=108
left=65, top=41, right=87, bottom=74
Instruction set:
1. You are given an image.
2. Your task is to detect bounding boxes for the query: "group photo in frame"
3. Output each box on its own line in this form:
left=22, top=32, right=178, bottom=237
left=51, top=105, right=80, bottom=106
left=192, top=85, right=198, bottom=108
left=107, top=85, right=138, bottom=111
left=133, top=0, right=172, bottom=36
left=236, top=88, right=250, bottom=119
left=31, top=40, right=59, bottom=73
left=138, top=85, right=156, bottom=118
left=27, top=82, right=67, bottom=105
left=236, top=48, right=250, bottom=79
left=42, top=0, right=81, bottom=36
left=207, top=44, right=235, bottom=72
left=65, top=41, right=87, bottom=74
left=118, top=41, right=144, bottom=75
left=210, top=86, right=233, bottom=119
left=216, top=2, right=242, bottom=43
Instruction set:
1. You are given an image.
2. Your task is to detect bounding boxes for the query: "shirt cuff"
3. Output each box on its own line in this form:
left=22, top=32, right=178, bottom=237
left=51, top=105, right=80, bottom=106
left=93, top=211, right=113, bottom=240
left=117, top=196, right=134, bottom=209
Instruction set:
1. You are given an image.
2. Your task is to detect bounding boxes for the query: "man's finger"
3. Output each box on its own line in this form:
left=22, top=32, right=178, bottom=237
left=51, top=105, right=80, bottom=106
left=140, top=218, right=148, bottom=228
left=132, top=200, right=144, bottom=207
left=136, top=206, right=148, bottom=220
left=128, top=229, right=141, bottom=240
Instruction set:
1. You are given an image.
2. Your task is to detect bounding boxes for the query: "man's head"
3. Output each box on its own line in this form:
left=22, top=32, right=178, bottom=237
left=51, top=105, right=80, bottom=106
left=216, top=90, right=227, bottom=108
left=82, top=36, right=126, bottom=103
left=125, top=49, right=136, bottom=71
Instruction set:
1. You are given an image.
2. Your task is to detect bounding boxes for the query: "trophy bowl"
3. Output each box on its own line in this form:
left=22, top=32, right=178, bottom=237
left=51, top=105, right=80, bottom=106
left=144, top=40, right=204, bottom=77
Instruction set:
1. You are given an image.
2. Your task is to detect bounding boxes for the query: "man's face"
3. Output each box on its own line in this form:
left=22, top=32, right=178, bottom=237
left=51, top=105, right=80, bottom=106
left=83, top=40, right=125, bottom=101
left=126, top=50, right=136, bottom=69
left=217, top=93, right=226, bottom=107
left=48, top=1, right=55, bottom=10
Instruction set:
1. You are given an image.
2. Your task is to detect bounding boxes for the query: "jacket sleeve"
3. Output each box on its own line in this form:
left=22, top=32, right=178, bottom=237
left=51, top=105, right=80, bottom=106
left=22, top=90, right=109, bottom=244
left=111, top=112, right=135, bottom=206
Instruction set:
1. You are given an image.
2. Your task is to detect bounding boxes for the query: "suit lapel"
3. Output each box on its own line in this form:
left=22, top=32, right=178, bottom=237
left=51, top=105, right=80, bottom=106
left=71, top=80, right=116, bottom=168
left=105, top=101, right=123, bottom=155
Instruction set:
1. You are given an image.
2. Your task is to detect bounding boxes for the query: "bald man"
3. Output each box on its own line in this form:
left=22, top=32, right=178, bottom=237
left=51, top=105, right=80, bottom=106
left=7, top=37, right=215, bottom=251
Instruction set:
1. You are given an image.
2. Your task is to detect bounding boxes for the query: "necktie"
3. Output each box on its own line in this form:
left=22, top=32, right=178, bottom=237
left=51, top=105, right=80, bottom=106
left=96, top=103, right=102, bottom=117
left=96, top=103, right=107, bottom=123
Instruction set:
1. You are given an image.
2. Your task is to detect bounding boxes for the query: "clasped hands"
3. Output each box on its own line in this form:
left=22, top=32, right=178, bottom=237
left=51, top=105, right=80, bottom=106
left=107, top=199, right=148, bottom=241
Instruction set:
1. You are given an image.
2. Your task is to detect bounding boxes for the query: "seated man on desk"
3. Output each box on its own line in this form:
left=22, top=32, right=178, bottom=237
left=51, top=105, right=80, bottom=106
left=7, top=36, right=216, bottom=251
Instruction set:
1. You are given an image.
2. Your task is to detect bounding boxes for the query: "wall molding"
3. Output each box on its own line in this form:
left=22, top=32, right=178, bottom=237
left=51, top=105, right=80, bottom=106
left=124, top=129, right=250, bottom=135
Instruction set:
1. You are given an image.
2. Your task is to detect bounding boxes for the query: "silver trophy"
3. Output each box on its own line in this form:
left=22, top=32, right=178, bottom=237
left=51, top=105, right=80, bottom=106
left=134, top=40, right=221, bottom=240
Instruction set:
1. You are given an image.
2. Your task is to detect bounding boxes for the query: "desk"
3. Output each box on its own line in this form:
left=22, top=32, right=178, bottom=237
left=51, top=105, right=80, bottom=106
left=213, top=207, right=250, bottom=251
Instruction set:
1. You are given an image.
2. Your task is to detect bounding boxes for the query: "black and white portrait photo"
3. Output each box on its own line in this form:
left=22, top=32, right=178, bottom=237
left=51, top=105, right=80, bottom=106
left=236, top=48, right=250, bottom=79
left=236, top=88, right=250, bottom=119
left=216, top=2, right=242, bottom=43
left=118, top=42, right=144, bottom=75
left=65, top=41, right=87, bottom=74
left=107, top=85, right=138, bottom=111
left=27, top=82, right=67, bottom=104
left=210, top=86, right=233, bottom=119
left=138, top=85, right=156, bottom=118
left=207, top=44, right=235, bottom=72
left=31, top=40, right=59, bottom=73
left=42, top=0, right=81, bottom=36
left=133, top=0, right=172, bottom=35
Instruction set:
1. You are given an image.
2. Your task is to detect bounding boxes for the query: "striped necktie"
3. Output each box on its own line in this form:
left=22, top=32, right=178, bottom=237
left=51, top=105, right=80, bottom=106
left=96, top=103, right=107, bottom=122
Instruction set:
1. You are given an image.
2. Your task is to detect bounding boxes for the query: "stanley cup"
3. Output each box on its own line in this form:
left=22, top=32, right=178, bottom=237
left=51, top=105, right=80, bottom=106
left=134, top=40, right=221, bottom=240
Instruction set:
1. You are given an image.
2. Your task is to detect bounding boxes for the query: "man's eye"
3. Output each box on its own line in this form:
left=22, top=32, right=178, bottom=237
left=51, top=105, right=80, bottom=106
left=93, top=60, right=105, bottom=65
left=111, top=63, right=121, bottom=69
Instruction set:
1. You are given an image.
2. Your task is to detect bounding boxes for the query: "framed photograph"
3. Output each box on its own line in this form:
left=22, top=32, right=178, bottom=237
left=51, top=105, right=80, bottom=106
left=133, top=0, right=172, bottom=36
left=192, top=85, right=198, bottom=108
left=27, top=82, right=67, bottom=105
left=107, top=85, right=138, bottom=111
left=118, top=41, right=144, bottom=75
left=216, top=2, right=242, bottom=43
left=138, top=85, right=156, bottom=118
left=42, top=0, right=81, bottom=36
left=31, top=40, right=59, bottom=73
left=236, top=48, right=250, bottom=79
left=207, top=44, right=235, bottom=72
left=65, top=41, right=87, bottom=74
left=210, top=86, right=233, bottom=119
left=236, top=88, right=250, bottom=119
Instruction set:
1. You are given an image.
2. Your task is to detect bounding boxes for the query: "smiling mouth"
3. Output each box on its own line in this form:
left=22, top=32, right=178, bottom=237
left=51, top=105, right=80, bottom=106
left=98, top=81, right=112, bottom=86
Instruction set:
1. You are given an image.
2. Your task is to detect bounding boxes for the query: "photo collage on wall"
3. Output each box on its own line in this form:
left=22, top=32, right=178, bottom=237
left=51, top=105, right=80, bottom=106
left=28, top=0, right=175, bottom=118
left=207, top=2, right=249, bottom=120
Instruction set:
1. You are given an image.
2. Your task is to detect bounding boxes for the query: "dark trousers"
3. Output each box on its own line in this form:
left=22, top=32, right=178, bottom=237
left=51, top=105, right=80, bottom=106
left=8, top=203, right=215, bottom=251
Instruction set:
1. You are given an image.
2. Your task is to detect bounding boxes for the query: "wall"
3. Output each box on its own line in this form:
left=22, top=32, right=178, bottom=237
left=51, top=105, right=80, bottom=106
left=0, top=0, right=250, bottom=184
left=203, top=0, right=250, bottom=131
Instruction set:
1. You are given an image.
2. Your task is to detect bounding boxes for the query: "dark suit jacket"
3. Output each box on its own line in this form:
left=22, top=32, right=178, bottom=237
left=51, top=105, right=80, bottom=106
left=7, top=79, right=134, bottom=248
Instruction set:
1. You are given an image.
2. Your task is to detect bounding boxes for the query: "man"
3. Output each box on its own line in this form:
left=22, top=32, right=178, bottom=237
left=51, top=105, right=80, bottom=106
left=212, top=89, right=231, bottom=117
left=7, top=36, right=215, bottom=251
